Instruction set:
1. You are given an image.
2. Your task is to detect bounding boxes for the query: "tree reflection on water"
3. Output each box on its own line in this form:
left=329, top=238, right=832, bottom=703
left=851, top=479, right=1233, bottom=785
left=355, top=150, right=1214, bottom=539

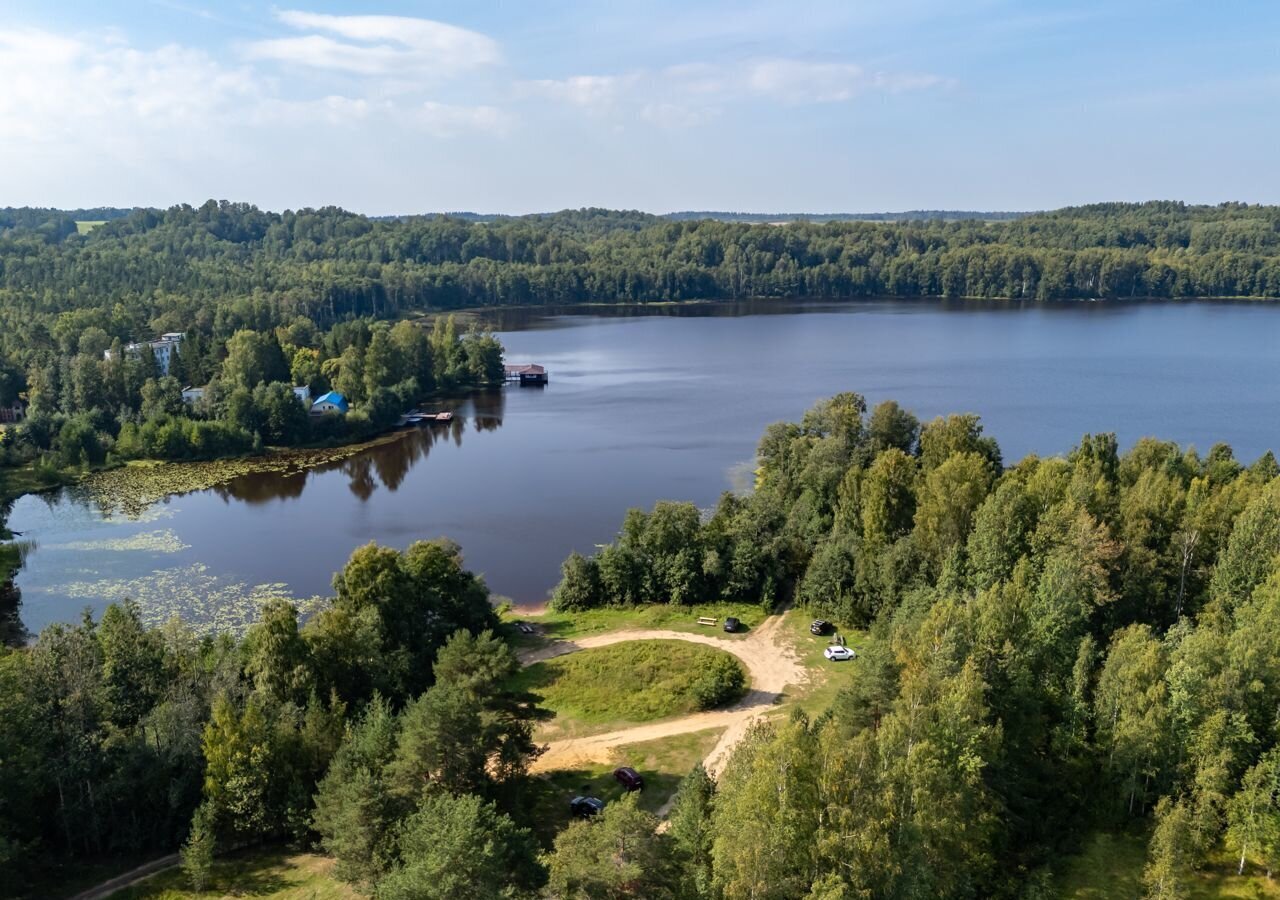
left=212, top=388, right=506, bottom=505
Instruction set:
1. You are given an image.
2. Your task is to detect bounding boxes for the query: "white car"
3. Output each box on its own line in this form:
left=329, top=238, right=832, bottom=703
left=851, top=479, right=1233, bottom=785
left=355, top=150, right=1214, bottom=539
left=824, top=645, right=856, bottom=662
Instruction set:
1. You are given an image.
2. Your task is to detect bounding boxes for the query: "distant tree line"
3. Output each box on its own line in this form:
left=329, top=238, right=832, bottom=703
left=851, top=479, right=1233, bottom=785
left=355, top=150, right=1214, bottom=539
left=1, top=199, right=1278, bottom=476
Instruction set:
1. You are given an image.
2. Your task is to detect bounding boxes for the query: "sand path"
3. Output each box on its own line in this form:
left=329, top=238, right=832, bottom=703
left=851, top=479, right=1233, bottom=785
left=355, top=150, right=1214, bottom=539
left=519, top=609, right=805, bottom=779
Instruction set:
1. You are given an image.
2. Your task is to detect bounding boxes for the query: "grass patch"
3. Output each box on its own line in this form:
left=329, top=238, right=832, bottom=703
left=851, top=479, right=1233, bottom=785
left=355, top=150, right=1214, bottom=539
left=1056, top=830, right=1280, bottom=899
left=75, top=220, right=106, bottom=234
left=504, top=601, right=763, bottom=650
left=525, top=726, right=725, bottom=846
left=0, top=459, right=74, bottom=506
left=512, top=639, right=746, bottom=738
left=613, top=725, right=726, bottom=811
left=784, top=610, right=872, bottom=716
left=111, top=848, right=358, bottom=899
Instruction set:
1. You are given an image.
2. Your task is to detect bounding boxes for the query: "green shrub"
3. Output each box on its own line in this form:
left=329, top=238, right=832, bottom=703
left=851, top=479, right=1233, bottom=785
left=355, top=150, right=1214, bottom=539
left=689, top=652, right=747, bottom=710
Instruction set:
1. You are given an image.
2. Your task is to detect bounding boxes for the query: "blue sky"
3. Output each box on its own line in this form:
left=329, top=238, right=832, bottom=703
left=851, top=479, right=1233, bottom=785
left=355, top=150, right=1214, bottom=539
left=1, top=1, right=1278, bottom=214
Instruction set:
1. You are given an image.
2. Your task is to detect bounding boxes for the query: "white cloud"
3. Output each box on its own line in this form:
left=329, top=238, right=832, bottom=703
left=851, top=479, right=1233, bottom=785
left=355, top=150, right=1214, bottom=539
left=0, top=27, right=256, bottom=148
left=246, top=10, right=500, bottom=77
left=747, top=60, right=869, bottom=103
left=518, top=75, right=629, bottom=110
left=417, top=101, right=510, bottom=137
left=522, top=57, right=947, bottom=127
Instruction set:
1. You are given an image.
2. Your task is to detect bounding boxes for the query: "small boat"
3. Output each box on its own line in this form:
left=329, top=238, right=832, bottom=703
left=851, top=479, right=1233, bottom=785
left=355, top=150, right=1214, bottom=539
left=434, top=411, right=454, bottom=423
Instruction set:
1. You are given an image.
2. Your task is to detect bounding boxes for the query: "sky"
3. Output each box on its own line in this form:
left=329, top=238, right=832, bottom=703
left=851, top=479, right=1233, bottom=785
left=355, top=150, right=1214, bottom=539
left=1, top=0, right=1279, bottom=214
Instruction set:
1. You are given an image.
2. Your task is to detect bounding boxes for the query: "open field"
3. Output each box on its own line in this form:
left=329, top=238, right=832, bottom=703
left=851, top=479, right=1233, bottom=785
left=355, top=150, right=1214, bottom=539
left=511, top=639, right=745, bottom=738
left=522, top=608, right=807, bottom=778
left=75, top=220, right=106, bottom=234
left=108, top=849, right=357, bottom=899
left=504, top=601, right=764, bottom=648
left=1056, top=830, right=1280, bottom=899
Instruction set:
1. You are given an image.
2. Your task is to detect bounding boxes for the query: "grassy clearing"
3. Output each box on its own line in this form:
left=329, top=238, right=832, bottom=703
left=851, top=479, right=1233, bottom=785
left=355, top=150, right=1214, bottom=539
left=525, top=726, right=725, bottom=845
left=1055, top=830, right=1280, bottom=899
left=784, top=610, right=872, bottom=716
left=75, top=220, right=106, bottom=234
left=504, top=601, right=764, bottom=650
left=512, top=639, right=746, bottom=738
left=110, top=848, right=358, bottom=899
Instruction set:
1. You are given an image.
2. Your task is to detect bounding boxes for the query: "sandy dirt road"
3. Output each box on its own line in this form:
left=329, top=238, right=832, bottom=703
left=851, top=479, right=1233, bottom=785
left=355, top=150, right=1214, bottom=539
left=520, top=609, right=806, bottom=778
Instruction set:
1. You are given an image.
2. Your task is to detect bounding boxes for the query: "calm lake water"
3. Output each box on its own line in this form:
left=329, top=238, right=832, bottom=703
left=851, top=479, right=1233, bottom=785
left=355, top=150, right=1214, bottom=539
left=9, top=298, right=1280, bottom=635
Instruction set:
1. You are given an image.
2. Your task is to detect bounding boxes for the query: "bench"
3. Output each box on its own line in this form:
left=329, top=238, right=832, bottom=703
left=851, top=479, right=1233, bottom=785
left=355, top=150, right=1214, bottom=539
left=695, top=617, right=718, bottom=627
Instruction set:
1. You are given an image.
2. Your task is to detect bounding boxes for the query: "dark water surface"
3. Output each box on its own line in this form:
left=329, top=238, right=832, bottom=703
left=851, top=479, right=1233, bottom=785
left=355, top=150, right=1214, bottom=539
left=10, top=299, right=1280, bottom=633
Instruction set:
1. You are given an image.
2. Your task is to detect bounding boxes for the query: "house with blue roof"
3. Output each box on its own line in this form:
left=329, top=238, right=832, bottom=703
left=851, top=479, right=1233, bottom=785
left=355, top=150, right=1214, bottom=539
left=310, top=391, right=349, bottom=416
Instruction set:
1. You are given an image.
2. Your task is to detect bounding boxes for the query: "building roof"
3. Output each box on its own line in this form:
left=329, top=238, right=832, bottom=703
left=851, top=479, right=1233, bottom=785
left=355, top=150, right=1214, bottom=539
left=312, top=391, right=349, bottom=413
left=505, top=364, right=546, bottom=375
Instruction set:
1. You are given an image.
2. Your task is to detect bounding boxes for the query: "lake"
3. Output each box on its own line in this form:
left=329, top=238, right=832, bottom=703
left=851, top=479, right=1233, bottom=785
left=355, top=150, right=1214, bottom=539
left=9, top=298, right=1280, bottom=635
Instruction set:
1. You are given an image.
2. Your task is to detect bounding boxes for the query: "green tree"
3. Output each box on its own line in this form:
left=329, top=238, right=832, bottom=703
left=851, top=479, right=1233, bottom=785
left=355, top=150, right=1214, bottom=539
left=547, top=794, right=679, bottom=899
left=180, top=803, right=216, bottom=892
left=1094, top=625, right=1171, bottom=816
left=312, top=695, right=403, bottom=887
left=376, top=791, right=541, bottom=900
left=1226, top=748, right=1280, bottom=877
left=221, top=329, right=289, bottom=390
left=860, top=448, right=917, bottom=546
left=1143, top=797, right=1194, bottom=900
left=913, top=451, right=995, bottom=569
left=712, top=716, right=819, bottom=900
left=668, top=764, right=716, bottom=899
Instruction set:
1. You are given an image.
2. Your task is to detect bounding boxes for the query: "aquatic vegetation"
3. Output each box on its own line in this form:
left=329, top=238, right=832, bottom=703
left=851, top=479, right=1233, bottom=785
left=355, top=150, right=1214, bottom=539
left=58, top=562, right=329, bottom=634
left=75, top=440, right=397, bottom=518
left=45, top=528, right=190, bottom=554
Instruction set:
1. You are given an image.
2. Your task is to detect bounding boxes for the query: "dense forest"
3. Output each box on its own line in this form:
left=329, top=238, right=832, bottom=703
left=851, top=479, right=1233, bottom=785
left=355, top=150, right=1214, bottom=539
left=550, top=394, right=1280, bottom=897
left=0, top=199, right=1278, bottom=480
left=6, top=393, right=1280, bottom=897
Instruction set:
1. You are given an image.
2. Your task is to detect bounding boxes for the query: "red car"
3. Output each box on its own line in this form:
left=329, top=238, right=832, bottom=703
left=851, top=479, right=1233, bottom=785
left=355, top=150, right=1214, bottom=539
left=613, top=766, right=644, bottom=792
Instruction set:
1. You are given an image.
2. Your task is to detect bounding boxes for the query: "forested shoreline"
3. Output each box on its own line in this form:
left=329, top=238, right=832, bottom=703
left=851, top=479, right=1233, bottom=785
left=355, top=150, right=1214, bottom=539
left=5, top=203, right=1280, bottom=327
left=1, top=198, right=1278, bottom=498
left=549, top=395, right=1280, bottom=897
left=5, top=393, right=1280, bottom=897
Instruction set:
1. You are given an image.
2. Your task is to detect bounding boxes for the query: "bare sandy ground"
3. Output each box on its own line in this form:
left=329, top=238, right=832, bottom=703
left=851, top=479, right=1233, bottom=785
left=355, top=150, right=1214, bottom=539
left=520, top=609, right=806, bottom=778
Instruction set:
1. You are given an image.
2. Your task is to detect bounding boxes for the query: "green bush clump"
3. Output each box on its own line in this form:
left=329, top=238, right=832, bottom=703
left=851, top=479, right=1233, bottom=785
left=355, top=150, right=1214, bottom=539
left=689, top=652, right=747, bottom=710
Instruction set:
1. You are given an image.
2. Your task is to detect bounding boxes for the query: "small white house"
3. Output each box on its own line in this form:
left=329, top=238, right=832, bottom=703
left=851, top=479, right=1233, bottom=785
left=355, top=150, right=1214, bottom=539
left=181, top=385, right=207, bottom=405
left=293, top=385, right=312, bottom=406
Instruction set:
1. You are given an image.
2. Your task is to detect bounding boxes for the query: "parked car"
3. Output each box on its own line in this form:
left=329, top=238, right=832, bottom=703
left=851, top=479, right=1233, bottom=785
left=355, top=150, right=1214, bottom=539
left=613, top=766, right=645, bottom=792
left=570, top=796, right=605, bottom=817
left=723, top=616, right=741, bottom=633
left=824, top=645, right=856, bottom=662
left=810, top=619, right=832, bottom=636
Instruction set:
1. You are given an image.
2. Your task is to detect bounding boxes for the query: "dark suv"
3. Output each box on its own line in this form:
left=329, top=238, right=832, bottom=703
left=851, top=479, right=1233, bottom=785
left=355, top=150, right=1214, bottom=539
left=723, top=617, right=741, bottom=633
left=810, top=620, right=832, bottom=636
left=613, top=766, right=645, bottom=792
left=570, top=796, right=605, bottom=817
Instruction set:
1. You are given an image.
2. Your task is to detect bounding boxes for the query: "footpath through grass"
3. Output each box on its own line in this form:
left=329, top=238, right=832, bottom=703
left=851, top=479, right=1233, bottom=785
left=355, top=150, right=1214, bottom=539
left=511, top=639, right=746, bottom=738
left=1056, top=830, right=1280, bottom=899
left=110, top=848, right=357, bottom=899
